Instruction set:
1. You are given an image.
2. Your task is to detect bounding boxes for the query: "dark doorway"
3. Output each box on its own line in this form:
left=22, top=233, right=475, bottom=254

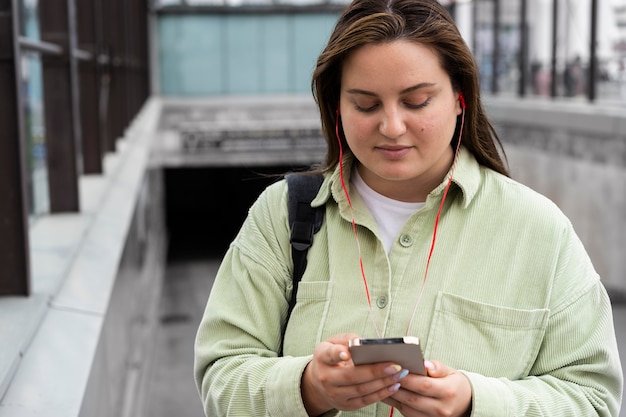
left=163, top=165, right=307, bottom=260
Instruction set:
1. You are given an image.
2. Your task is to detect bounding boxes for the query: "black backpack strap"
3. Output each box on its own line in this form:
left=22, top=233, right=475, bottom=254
left=281, top=173, right=324, bottom=355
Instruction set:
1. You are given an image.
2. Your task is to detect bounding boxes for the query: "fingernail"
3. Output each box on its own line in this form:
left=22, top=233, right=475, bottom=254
left=384, top=364, right=402, bottom=375
left=424, top=360, right=435, bottom=371
left=393, top=369, right=409, bottom=381
left=387, top=383, right=401, bottom=392
left=339, top=351, right=349, bottom=361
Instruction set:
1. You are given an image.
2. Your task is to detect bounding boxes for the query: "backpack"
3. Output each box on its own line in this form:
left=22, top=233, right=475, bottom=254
left=281, top=173, right=324, bottom=354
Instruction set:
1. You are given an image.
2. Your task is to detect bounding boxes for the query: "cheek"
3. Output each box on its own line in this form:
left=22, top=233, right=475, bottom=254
left=414, top=112, right=456, bottom=140
left=343, top=114, right=374, bottom=143
left=410, top=116, right=437, bottom=137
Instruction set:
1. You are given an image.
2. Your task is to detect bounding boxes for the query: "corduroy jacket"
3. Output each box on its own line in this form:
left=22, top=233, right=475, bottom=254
left=194, top=147, right=622, bottom=417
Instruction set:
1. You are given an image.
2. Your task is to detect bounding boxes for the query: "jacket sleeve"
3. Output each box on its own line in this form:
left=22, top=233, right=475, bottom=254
left=193, top=181, right=338, bottom=417
left=462, top=223, right=623, bottom=417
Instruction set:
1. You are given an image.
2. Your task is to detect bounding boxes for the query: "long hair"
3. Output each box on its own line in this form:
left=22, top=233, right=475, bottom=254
left=311, top=0, right=509, bottom=177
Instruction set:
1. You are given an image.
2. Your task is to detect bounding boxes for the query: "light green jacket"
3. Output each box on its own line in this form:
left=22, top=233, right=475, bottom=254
left=194, top=148, right=622, bottom=416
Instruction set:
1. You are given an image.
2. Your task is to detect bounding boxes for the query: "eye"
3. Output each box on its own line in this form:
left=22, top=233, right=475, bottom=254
left=354, top=101, right=379, bottom=113
left=404, top=98, right=430, bottom=110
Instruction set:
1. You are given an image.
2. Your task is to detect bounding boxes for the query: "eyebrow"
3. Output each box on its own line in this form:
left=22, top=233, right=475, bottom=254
left=345, top=82, right=437, bottom=96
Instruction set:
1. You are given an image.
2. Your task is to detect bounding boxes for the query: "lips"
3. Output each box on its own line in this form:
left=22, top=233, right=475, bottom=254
left=376, top=145, right=412, bottom=159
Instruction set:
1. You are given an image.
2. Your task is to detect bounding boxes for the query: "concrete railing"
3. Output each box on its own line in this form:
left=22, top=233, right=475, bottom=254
left=0, top=98, right=167, bottom=417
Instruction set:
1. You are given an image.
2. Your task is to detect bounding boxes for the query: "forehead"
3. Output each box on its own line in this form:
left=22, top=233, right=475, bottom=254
left=341, top=40, right=449, bottom=87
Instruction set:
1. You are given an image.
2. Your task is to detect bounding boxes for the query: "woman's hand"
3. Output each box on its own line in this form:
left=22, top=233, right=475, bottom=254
left=383, top=360, right=472, bottom=417
left=301, top=333, right=410, bottom=416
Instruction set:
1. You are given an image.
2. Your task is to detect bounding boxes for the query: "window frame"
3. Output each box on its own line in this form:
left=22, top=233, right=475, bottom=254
left=0, top=0, right=150, bottom=296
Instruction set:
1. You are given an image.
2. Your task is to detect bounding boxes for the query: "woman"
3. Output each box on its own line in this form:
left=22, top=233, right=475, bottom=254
left=194, top=0, right=623, bottom=416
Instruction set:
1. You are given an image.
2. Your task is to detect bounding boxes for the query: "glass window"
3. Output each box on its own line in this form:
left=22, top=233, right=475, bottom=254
left=526, top=0, right=552, bottom=97
left=20, top=51, right=50, bottom=219
left=154, top=0, right=349, bottom=7
left=474, top=1, right=495, bottom=92
left=156, top=0, right=184, bottom=5
left=597, top=0, right=626, bottom=103
left=20, top=0, right=40, bottom=40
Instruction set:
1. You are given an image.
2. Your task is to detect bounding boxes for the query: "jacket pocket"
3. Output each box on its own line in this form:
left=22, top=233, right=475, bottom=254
left=424, top=292, right=549, bottom=379
left=282, top=281, right=332, bottom=356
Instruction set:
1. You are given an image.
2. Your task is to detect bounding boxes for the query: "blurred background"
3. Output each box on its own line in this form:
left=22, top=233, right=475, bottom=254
left=1, top=0, right=626, bottom=416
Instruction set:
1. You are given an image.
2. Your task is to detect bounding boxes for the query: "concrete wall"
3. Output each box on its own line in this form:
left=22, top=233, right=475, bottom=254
left=78, top=169, right=166, bottom=417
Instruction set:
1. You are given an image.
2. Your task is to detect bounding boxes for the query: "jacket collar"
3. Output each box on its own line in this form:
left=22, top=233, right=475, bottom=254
left=312, top=146, right=482, bottom=210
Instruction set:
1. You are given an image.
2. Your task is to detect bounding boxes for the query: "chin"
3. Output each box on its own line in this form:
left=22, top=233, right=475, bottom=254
left=378, top=171, right=422, bottom=183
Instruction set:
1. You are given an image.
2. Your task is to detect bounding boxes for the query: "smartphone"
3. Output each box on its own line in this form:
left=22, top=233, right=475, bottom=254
left=348, top=336, right=426, bottom=375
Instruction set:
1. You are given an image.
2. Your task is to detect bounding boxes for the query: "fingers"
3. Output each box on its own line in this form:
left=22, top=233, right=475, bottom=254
left=327, top=364, right=410, bottom=411
left=309, top=341, right=472, bottom=417
left=306, top=334, right=416, bottom=413
left=386, top=364, right=473, bottom=417
left=315, top=333, right=359, bottom=366
left=424, top=359, right=450, bottom=378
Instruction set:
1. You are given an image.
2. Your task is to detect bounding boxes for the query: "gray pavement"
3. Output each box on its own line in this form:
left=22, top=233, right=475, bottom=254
left=145, top=258, right=626, bottom=417
left=143, top=259, right=218, bottom=417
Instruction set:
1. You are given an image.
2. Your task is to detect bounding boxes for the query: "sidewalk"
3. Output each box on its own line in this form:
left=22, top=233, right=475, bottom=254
left=142, top=259, right=218, bottom=417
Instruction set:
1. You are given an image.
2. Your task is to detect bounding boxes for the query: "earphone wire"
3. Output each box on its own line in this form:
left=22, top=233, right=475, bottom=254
left=336, top=111, right=383, bottom=338
left=404, top=104, right=465, bottom=335
left=335, top=102, right=465, bottom=340
left=335, top=103, right=465, bottom=417
left=337, top=103, right=465, bottom=417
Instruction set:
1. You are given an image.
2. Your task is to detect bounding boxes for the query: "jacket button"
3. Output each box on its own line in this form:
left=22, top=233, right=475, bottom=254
left=399, top=234, right=413, bottom=247
left=376, top=295, right=388, bottom=308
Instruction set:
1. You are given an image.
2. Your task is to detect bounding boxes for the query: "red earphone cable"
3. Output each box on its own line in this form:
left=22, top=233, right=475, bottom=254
left=336, top=111, right=382, bottom=337
left=336, top=101, right=465, bottom=417
left=404, top=104, right=465, bottom=334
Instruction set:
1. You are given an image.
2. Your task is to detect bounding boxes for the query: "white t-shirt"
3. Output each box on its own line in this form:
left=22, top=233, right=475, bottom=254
left=352, top=169, right=425, bottom=254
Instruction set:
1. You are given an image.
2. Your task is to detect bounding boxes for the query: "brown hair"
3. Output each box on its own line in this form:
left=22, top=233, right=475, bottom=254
left=311, top=0, right=509, bottom=177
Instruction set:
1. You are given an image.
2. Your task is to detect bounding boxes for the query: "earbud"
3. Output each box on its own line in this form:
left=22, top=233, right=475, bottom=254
left=458, top=93, right=466, bottom=110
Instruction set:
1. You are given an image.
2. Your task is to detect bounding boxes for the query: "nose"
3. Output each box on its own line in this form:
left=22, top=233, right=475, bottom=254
left=379, top=107, right=406, bottom=139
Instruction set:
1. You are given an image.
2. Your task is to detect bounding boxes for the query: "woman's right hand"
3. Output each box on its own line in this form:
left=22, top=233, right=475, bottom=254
left=301, top=333, right=410, bottom=416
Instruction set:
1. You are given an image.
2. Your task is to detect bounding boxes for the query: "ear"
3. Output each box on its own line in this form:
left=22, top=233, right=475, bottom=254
left=455, top=92, right=465, bottom=116
left=458, top=93, right=466, bottom=109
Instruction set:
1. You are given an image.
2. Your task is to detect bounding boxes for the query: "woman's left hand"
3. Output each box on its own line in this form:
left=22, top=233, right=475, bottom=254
left=382, top=360, right=472, bottom=417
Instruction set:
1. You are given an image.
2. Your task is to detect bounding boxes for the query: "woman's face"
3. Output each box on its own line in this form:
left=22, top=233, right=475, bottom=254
left=339, top=40, right=463, bottom=202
